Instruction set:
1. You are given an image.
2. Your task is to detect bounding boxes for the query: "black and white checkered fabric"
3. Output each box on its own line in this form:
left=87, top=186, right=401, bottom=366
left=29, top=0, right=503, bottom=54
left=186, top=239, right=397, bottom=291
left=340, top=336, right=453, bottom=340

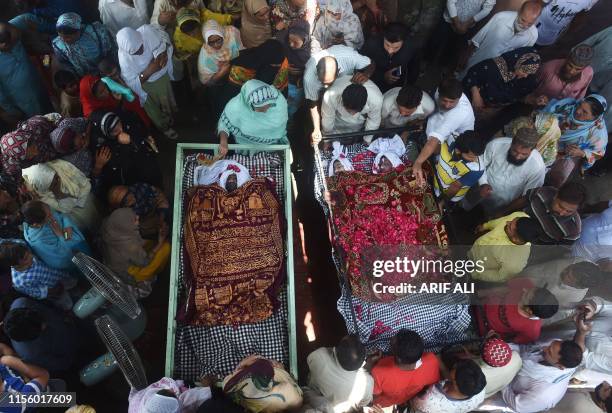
left=313, top=142, right=474, bottom=352
left=337, top=285, right=474, bottom=353
left=173, top=151, right=289, bottom=380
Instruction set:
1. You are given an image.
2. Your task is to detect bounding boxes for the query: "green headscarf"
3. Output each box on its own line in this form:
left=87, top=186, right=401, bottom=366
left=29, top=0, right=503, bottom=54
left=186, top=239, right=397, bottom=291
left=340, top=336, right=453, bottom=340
left=218, top=79, right=289, bottom=146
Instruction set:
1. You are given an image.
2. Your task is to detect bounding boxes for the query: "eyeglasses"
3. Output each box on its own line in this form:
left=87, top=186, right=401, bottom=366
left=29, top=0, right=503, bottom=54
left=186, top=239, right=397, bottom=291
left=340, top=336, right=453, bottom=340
left=208, top=38, right=224, bottom=47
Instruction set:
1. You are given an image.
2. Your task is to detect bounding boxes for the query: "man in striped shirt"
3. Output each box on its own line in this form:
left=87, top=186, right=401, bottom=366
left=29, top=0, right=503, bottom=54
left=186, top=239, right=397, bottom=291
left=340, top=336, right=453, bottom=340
left=495, top=181, right=584, bottom=244
left=434, top=130, right=486, bottom=203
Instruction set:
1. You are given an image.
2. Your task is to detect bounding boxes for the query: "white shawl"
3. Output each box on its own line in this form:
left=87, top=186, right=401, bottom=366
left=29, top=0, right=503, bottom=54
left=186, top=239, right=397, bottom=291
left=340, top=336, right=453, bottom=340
left=367, top=135, right=406, bottom=174
left=117, top=24, right=175, bottom=105
left=194, top=160, right=252, bottom=189
left=328, top=141, right=354, bottom=176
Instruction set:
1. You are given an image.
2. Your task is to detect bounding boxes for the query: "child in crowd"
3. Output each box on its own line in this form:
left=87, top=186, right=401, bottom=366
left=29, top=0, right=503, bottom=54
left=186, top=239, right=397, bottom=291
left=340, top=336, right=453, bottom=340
left=53, top=70, right=82, bottom=118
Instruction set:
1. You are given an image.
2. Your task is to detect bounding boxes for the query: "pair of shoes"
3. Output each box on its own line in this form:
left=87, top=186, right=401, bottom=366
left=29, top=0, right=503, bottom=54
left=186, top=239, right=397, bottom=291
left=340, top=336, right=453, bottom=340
left=164, top=128, right=179, bottom=140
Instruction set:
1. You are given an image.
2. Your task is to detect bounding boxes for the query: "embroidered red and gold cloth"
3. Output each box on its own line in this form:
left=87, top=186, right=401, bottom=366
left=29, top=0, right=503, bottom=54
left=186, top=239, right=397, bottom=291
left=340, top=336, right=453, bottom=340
left=328, top=165, right=449, bottom=302
left=180, top=178, right=284, bottom=326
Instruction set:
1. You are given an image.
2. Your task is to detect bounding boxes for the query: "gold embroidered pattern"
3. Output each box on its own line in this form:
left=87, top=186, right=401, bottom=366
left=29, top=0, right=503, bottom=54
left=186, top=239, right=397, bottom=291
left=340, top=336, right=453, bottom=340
left=184, top=178, right=284, bottom=326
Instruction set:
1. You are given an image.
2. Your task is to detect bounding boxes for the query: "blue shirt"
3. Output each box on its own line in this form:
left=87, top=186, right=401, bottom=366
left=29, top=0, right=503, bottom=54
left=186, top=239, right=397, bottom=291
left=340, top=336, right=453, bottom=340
left=9, top=298, right=78, bottom=375
left=11, top=258, right=70, bottom=300
left=0, top=42, right=49, bottom=117
left=0, top=364, right=43, bottom=413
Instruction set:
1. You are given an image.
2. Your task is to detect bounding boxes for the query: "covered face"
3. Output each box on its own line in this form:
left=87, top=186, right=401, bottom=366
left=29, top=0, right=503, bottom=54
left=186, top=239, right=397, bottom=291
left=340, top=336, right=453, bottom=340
left=328, top=142, right=354, bottom=177
left=368, top=136, right=406, bottom=174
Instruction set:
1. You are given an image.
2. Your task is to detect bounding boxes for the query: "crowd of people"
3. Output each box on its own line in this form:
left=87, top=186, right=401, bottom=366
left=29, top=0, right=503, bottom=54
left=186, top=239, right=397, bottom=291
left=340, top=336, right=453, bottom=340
left=0, top=0, right=609, bottom=412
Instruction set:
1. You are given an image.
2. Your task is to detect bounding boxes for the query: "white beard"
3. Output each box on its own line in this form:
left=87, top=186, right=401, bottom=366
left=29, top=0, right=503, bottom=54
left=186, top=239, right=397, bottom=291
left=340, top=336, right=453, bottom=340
left=514, top=18, right=526, bottom=33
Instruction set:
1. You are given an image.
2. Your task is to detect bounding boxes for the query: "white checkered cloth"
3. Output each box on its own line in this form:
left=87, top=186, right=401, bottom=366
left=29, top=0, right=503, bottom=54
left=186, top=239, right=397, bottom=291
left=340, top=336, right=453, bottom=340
left=314, top=142, right=474, bottom=352
left=337, top=284, right=473, bottom=353
left=173, top=152, right=289, bottom=379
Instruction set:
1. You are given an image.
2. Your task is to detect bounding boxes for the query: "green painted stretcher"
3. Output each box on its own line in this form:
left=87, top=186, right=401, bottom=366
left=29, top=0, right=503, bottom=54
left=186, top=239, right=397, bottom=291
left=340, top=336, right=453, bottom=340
left=165, top=143, right=297, bottom=379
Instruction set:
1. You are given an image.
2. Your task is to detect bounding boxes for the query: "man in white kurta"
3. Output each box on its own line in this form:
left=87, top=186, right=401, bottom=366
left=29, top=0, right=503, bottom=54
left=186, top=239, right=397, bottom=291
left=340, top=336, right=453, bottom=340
left=547, top=381, right=611, bottom=413
left=381, top=86, right=435, bottom=128
left=572, top=201, right=612, bottom=263
left=521, top=257, right=595, bottom=315
left=459, top=3, right=541, bottom=78
left=502, top=337, right=583, bottom=413
left=307, top=343, right=374, bottom=411
left=471, top=135, right=546, bottom=214
left=99, top=0, right=149, bottom=36
left=540, top=296, right=612, bottom=375
left=321, top=75, right=383, bottom=142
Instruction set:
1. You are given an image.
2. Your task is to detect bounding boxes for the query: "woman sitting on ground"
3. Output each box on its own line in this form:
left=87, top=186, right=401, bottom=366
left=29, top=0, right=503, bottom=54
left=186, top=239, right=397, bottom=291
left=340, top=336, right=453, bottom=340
left=107, top=183, right=169, bottom=239
left=223, top=355, right=303, bottom=412
left=22, top=200, right=90, bottom=271
left=271, top=0, right=317, bottom=33
left=100, top=208, right=170, bottom=294
left=240, top=0, right=272, bottom=48
left=0, top=116, right=57, bottom=178
left=89, top=110, right=162, bottom=197
left=80, top=74, right=151, bottom=127
left=52, top=13, right=116, bottom=77
left=197, top=19, right=243, bottom=87
left=173, top=7, right=205, bottom=61
left=0, top=174, right=31, bottom=239
left=543, top=94, right=608, bottom=188
left=21, top=160, right=99, bottom=233
left=218, top=79, right=288, bottom=156
left=311, top=0, right=364, bottom=53
left=49, top=117, right=93, bottom=176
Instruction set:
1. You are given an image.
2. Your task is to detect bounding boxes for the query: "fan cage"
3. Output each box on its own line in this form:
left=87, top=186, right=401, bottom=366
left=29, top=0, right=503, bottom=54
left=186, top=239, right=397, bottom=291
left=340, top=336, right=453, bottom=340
left=72, top=252, right=141, bottom=319
left=95, top=315, right=148, bottom=390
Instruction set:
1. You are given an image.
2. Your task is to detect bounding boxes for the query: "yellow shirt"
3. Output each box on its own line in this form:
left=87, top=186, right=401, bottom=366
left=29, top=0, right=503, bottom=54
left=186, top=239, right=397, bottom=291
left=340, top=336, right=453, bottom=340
left=469, top=211, right=531, bottom=282
left=173, top=10, right=232, bottom=60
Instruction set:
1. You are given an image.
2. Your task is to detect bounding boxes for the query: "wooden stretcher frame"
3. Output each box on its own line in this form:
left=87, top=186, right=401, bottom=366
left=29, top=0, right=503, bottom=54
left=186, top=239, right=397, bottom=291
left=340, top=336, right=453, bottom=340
left=164, top=143, right=297, bottom=379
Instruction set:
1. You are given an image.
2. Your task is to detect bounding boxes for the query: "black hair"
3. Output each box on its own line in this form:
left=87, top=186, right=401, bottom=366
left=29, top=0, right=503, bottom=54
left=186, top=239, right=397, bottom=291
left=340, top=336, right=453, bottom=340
left=21, top=200, right=47, bottom=226
left=454, top=360, right=486, bottom=397
left=92, top=80, right=109, bottom=98
left=585, top=96, right=606, bottom=118
left=454, top=130, right=486, bottom=156
left=53, top=70, right=78, bottom=90
left=342, top=83, right=368, bottom=113
left=605, top=395, right=612, bottom=413
left=98, top=57, right=118, bottom=76
left=393, top=329, right=424, bottom=365
left=157, top=389, right=177, bottom=398
left=567, top=261, right=604, bottom=289
left=316, top=56, right=338, bottom=81
left=3, top=307, right=43, bottom=342
left=383, top=22, right=408, bottom=43
left=180, top=19, right=200, bottom=35
left=559, top=340, right=583, bottom=368
left=557, top=182, right=587, bottom=206
left=438, top=78, right=463, bottom=100
left=515, top=217, right=543, bottom=243
left=527, top=287, right=559, bottom=319
left=396, top=84, right=423, bottom=109
left=335, top=335, right=366, bottom=371
left=0, top=242, right=29, bottom=268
